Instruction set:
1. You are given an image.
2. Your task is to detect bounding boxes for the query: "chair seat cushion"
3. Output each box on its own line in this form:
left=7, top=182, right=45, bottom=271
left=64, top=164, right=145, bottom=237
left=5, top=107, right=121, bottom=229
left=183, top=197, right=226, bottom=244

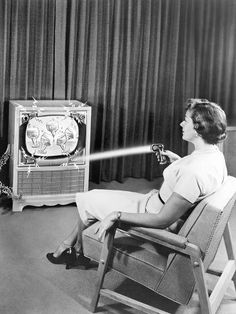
left=83, top=222, right=170, bottom=290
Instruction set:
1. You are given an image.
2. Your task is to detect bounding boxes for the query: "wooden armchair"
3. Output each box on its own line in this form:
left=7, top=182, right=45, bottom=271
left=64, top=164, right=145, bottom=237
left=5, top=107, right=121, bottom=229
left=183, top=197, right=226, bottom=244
left=82, top=176, right=236, bottom=313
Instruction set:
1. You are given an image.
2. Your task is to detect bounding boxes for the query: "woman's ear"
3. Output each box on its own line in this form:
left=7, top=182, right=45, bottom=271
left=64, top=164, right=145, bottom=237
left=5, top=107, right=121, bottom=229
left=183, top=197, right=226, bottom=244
left=194, top=122, right=199, bottom=130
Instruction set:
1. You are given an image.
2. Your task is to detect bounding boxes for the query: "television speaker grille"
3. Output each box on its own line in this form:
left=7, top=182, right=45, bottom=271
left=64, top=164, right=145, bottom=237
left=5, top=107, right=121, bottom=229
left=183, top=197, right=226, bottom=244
left=17, top=169, right=85, bottom=195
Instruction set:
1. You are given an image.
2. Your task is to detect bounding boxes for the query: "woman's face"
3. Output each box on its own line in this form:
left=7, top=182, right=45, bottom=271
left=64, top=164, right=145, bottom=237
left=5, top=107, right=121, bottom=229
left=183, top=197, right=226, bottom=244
left=180, top=110, right=197, bottom=142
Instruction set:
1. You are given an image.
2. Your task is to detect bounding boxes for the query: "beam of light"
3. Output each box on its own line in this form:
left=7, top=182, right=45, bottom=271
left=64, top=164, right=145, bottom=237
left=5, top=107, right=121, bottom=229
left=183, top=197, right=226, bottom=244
left=84, top=145, right=153, bottom=162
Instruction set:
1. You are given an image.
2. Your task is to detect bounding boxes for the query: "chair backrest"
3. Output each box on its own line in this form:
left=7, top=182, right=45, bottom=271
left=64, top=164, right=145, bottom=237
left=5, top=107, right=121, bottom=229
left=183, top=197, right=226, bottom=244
left=156, top=176, right=236, bottom=304
left=181, top=176, right=236, bottom=267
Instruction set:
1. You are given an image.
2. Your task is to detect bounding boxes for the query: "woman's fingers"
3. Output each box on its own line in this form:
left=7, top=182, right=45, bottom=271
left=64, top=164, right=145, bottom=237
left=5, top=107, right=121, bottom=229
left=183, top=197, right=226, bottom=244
left=94, top=224, right=99, bottom=234
left=94, top=223, right=104, bottom=240
left=98, top=229, right=105, bottom=241
left=94, top=218, right=115, bottom=241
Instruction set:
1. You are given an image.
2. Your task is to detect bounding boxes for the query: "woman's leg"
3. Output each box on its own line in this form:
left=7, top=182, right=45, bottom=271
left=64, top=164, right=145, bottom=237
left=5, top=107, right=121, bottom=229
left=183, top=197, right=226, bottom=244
left=47, top=189, right=149, bottom=266
left=52, top=224, right=78, bottom=257
left=46, top=212, right=90, bottom=267
left=73, top=212, right=89, bottom=256
left=52, top=212, right=87, bottom=257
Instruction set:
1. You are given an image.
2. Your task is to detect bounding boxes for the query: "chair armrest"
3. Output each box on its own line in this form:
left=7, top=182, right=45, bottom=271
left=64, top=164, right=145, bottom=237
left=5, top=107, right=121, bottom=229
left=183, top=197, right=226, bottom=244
left=119, top=225, right=187, bottom=248
left=117, top=225, right=202, bottom=258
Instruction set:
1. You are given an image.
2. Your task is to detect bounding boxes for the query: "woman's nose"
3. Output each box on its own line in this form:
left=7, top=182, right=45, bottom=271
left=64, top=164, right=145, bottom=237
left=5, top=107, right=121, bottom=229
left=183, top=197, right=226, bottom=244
left=180, top=121, right=184, bottom=127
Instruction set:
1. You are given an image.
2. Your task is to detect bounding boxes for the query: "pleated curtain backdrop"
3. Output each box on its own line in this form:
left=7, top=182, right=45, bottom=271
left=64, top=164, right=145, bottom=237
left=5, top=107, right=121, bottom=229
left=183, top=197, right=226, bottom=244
left=0, top=0, right=236, bottom=183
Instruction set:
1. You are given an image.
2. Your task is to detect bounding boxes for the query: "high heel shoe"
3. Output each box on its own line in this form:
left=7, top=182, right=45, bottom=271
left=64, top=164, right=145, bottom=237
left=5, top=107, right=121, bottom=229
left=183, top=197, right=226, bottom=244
left=65, top=251, right=91, bottom=270
left=46, top=247, right=75, bottom=265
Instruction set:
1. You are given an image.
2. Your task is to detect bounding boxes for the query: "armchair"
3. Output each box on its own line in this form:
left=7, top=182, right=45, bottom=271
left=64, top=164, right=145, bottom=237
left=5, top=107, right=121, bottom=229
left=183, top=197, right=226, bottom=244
left=82, top=176, right=236, bottom=313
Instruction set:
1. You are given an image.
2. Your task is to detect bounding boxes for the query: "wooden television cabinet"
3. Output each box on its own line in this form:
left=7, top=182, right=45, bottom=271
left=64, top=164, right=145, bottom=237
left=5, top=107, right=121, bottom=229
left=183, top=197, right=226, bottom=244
left=8, top=100, right=91, bottom=212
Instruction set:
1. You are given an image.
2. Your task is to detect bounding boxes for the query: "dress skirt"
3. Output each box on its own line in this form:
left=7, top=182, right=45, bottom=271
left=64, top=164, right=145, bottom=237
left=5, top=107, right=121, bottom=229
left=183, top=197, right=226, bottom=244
left=75, top=189, right=164, bottom=226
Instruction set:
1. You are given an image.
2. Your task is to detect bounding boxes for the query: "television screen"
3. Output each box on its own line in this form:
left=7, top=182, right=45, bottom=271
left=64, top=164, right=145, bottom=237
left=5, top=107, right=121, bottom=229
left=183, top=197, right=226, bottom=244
left=25, top=115, right=80, bottom=157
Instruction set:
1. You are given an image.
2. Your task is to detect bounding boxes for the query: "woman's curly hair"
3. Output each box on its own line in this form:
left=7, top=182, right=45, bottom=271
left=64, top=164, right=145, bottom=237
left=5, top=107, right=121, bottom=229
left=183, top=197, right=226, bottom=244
left=186, top=98, right=227, bottom=144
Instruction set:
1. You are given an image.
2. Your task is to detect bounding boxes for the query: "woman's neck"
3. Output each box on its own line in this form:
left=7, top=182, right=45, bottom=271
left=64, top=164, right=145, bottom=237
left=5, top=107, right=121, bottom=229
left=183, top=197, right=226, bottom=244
left=192, top=138, right=214, bottom=151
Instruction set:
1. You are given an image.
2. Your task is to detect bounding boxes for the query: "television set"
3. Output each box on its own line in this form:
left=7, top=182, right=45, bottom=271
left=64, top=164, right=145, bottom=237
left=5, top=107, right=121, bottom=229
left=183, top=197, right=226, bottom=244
left=8, top=100, right=91, bottom=211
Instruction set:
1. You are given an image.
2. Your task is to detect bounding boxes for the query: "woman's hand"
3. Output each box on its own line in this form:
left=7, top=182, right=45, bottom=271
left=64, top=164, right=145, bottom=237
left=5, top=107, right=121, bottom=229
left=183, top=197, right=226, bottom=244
left=161, top=150, right=181, bottom=163
left=94, top=212, right=117, bottom=241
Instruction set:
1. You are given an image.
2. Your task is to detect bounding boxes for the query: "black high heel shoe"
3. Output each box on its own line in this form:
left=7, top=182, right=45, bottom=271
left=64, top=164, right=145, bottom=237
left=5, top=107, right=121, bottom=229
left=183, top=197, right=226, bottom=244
left=46, top=247, right=76, bottom=265
left=65, top=250, right=91, bottom=270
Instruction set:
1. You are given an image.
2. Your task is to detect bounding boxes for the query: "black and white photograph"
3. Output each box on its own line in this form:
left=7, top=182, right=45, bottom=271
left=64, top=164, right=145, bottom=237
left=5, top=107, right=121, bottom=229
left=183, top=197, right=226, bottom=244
left=0, top=1, right=236, bottom=313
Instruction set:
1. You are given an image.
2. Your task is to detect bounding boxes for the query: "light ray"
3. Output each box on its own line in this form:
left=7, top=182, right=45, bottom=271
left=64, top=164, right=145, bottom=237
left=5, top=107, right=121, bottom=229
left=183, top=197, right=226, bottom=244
left=84, top=145, right=153, bottom=162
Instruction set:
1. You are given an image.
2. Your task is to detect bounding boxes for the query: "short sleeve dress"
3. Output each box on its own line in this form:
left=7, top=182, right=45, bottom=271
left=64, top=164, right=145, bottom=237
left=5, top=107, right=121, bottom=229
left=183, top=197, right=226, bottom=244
left=75, top=145, right=227, bottom=225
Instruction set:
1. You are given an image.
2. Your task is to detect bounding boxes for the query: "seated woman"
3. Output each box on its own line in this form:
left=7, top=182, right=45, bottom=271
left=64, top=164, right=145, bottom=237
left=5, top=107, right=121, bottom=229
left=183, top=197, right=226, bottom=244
left=47, top=98, right=228, bottom=269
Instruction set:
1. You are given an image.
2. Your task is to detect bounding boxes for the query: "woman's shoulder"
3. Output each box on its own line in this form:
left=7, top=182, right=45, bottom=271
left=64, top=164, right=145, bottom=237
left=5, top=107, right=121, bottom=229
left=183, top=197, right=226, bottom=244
left=176, top=150, right=225, bottom=177
left=186, top=148, right=225, bottom=165
left=165, top=148, right=226, bottom=179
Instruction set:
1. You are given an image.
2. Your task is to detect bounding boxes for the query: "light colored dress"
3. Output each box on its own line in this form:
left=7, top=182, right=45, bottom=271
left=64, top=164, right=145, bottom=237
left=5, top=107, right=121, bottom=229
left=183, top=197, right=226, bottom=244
left=76, top=145, right=227, bottom=226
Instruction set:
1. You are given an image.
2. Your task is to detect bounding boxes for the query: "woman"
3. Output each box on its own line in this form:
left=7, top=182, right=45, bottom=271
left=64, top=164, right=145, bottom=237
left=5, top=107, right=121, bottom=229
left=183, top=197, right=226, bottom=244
left=47, top=98, right=227, bottom=269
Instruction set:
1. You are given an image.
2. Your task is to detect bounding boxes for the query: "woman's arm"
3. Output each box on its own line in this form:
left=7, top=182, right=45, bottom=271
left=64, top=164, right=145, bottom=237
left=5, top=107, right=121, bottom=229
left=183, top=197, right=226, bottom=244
left=95, top=192, right=192, bottom=240
left=161, top=150, right=181, bottom=163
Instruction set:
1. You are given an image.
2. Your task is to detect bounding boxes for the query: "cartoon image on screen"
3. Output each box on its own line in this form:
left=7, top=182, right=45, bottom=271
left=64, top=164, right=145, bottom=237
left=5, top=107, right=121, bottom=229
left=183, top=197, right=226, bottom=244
left=25, top=116, right=79, bottom=156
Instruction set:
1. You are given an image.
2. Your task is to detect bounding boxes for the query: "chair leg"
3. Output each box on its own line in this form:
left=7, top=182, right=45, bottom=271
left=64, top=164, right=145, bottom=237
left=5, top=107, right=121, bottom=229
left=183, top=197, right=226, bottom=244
left=89, top=227, right=116, bottom=313
left=223, top=222, right=236, bottom=290
left=190, top=255, right=212, bottom=314
left=191, top=222, right=236, bottom=314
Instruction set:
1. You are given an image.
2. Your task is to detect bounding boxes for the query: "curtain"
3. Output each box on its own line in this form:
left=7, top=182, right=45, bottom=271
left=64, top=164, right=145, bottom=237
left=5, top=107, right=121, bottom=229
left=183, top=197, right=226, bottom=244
left=0, top=0, right=55, bottom=135
left=0, top=0, right=236, bottom=183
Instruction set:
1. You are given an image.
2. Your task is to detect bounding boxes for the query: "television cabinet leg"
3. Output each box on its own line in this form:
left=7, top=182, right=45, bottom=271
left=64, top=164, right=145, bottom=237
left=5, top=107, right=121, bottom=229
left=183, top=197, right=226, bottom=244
left=12, top=199, right=24, bottom=212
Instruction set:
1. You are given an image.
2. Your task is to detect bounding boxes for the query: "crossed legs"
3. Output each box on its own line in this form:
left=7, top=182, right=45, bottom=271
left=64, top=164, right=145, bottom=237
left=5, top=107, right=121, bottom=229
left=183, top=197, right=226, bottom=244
left=47, top=213, right=91, bottom=268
